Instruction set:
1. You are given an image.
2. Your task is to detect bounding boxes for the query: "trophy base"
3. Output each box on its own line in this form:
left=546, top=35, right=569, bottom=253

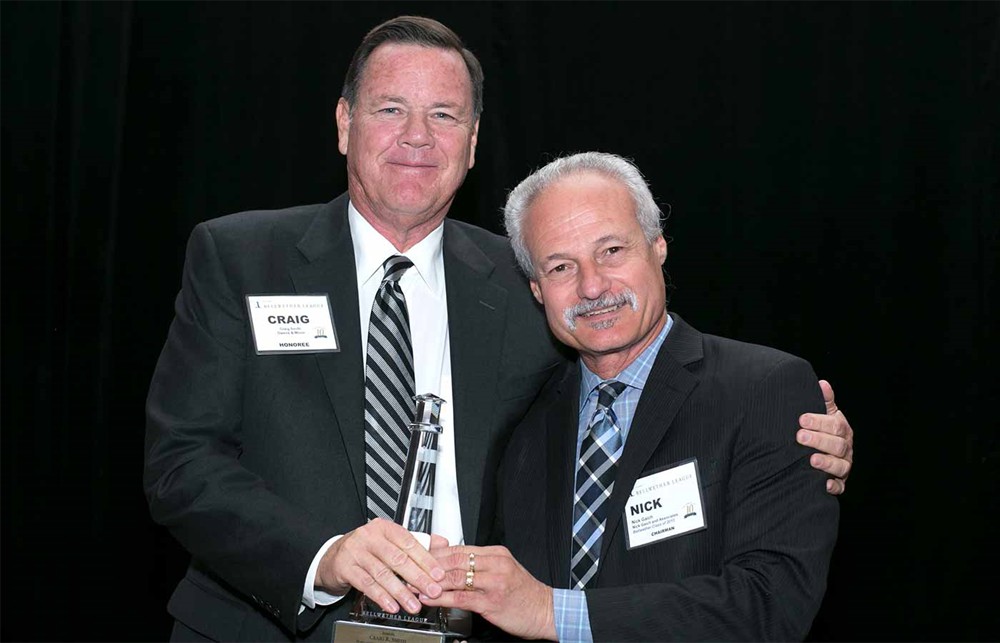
left=334, top=596, right=458, bottom=643
left=333, top=620, right=456, bottom=643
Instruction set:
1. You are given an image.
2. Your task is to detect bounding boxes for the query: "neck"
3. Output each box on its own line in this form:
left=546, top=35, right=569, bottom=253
left=349, top=191, right=452, bottom=252
left=363, top=213, right=445, bottom=252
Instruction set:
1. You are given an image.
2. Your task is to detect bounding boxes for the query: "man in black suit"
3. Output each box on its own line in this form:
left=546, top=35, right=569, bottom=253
left=145, top=17, right=852, bottom=643
left=425, top=152, right=840, bottom=641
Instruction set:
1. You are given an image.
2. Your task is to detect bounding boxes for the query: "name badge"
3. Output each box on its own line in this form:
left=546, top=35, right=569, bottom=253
left=623, top=458, right=706, bottom=550
left=246, top=294, right=340, bottom=354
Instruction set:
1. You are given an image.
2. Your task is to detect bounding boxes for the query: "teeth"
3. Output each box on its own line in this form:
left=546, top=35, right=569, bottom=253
left=583, top=305, right=619, bottom=317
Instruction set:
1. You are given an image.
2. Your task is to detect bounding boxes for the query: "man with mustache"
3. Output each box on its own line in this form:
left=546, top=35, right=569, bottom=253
left=424, top=152, right=841, bottom=641
left=144, top=16, right=853, bottom=642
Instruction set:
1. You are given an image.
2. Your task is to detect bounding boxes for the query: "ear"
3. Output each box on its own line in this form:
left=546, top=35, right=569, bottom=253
left=529, top=280, right=544, bottom=305
left=653, top=234, right=667, bottom=265
left=335, top=98, right=351, bottom=156
left=467, top=118, right=480, bottom=169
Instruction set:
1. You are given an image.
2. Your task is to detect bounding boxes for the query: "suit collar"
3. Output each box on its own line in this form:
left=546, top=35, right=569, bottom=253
left=441, top=220, right=510, bottom=545
left=296, top=193, right=352, bottom=263
left=596, top=312, right=703, bottom=570
left=659, top=312, right=704, bottom=367
left=290, top=194, right=368, bottom=511
left=545, top=362, right=583, bottom=586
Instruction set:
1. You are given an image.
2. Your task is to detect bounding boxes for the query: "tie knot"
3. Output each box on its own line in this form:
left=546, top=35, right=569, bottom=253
left=382, top=255, right=413, bottom=284
left=595, top=380, right=627, bottom=410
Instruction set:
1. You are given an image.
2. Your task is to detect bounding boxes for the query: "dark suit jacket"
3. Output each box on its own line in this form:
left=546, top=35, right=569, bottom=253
left=496, top=313, right=839, bottom=641
left=144, top=193, right=567, bottom=641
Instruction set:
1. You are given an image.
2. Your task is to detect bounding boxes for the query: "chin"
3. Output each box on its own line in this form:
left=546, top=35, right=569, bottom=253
left=385, top=195, right=438, bottom=217
left=571, top=333, right=630, bottom=357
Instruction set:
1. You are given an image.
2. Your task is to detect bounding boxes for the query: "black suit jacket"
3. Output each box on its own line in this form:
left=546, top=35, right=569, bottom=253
left=144, top=193, right=567, bottom=641
left=496, top=314, right=839, bottom=641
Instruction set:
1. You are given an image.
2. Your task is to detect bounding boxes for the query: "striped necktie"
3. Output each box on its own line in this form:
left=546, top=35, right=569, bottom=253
left=571, top=379, right=627, bottom=588
left=364, top=255, right=415, bottom=521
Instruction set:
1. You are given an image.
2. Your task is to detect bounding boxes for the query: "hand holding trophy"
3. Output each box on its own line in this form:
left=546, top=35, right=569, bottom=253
left=335, top=394, right=459, bottom=643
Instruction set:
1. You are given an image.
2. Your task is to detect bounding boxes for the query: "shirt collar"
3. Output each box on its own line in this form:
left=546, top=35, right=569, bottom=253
left=580, top=312, right=674, bottom=404
left=348, top=201, right=445, bottom=296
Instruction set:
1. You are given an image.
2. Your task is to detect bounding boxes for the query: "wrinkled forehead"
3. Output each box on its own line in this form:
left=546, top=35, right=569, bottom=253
left=526, top=171, right=637, bottom=227
left=359, top=43, right=473, bottom=98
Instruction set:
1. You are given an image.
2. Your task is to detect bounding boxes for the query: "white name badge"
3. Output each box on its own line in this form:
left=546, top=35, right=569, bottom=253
left=246, top=294, right=340, bottom=354
left=623, top=458, right=707, bottom=550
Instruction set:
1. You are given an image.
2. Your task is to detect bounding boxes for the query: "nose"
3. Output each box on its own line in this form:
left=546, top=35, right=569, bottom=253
left=399, top=113, right=433, bottom=149
left=577, top=261, right=611, bottom=301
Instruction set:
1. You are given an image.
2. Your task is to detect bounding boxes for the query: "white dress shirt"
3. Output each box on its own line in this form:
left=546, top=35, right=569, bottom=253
left=301, top=202, right=463, bottom=611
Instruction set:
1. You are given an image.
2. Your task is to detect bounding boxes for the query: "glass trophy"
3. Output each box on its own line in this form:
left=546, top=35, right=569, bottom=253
left=334, top=394, right=458, bottom=643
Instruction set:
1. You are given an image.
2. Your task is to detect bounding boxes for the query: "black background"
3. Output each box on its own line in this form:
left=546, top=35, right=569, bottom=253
left=2, top=2, right=998, bottom=641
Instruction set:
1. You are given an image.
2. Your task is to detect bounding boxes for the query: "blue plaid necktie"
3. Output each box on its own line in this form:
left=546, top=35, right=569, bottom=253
left=571, top=380, right=627, bottom=589
left=364, top=255, right=415, bottom=521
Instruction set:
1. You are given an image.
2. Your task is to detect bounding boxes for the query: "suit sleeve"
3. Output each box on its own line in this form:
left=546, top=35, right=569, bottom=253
left=144, top=223, right=335, bottom=634
left=585, top=357, right=839, bottom=641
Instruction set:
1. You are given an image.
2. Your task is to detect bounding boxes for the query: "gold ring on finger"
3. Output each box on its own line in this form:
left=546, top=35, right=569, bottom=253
left=465, top=569, right=475, bottom=590
left=468, top=552, right=476, bottom=572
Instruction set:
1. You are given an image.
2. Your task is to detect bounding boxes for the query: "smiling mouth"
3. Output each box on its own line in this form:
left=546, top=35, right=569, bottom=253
left=564, top=290, right=637, bottom=331
left=388, top=160, right=437, bottom=169
left=579, top=303, right=624, bottom=318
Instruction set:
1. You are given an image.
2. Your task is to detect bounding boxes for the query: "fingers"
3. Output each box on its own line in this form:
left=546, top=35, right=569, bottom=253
left=429, top=544, right=503, bottom=566
left=419, top=558, right=510, bottom=611
left=350, top=547, right=425, bottom=614
left=419, top=549, right=558, bottom=641
left=798, top=384, right=855, bottom=495
left=818, top=379, right=838, bottom=414
left=799, top=411, right=849, bottom=439
left=428, top=533, right=450, bottom=551
left=375, top=522, right=446, bottom=590
left=419, top=583, right=483, bottom=611
left=810, top=452, right=852, bottom=479
left=799, top=416, right=854, bottom=478
left=432, top=548, right=518, bottom=591
left=826, top=477, right=846, bottom=496
left=319, top=519, right=446, bottom=614
left=797, top=428, right=849, bottom=459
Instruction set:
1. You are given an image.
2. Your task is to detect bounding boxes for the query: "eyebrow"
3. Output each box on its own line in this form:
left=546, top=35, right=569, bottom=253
left=372, top=96, right=464, bottom=111
left=541, top=251, right=572, bottom=263
left=593, top=234, right=627, bottom=246
left=540, top=234, right=631, bottom=263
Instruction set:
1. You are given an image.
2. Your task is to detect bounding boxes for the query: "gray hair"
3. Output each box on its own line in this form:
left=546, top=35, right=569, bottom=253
left=503, top=152, right=663, bottom=276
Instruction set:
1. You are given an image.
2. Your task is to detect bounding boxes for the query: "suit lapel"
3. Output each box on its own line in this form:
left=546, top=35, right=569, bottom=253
left=598, top=314, right=704, bottom=568
left=290, top=195, right=367, bottom=511
left=443, top=221, right=509, bottom=545
left=545, top=363, right=581, bottom=588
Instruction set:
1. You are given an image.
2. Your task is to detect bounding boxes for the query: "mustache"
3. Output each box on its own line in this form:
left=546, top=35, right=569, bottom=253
left=563, top=290, right=638, bottom=330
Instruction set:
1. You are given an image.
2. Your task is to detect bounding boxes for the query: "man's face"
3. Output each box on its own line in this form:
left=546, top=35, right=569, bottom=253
left=336, top=43, right=480, bottom=234
left=525, top=172, right=668, bottom=375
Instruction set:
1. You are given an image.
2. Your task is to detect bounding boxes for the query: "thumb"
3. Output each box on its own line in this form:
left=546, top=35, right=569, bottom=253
left=429, top=533, right=450, bottom=550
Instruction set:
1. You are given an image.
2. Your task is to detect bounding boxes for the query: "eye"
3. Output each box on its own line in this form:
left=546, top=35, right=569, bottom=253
left=378, top=107, right=401, bottom=115
left=549, top=263, right=569, bottom=274
left=604, top=246, right=623, bottom=256
left=431, top=111, right=456, bottom=121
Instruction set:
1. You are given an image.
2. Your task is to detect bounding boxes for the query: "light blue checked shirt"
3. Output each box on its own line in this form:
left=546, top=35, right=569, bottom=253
left=553, top=313, right=673, bottom=643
